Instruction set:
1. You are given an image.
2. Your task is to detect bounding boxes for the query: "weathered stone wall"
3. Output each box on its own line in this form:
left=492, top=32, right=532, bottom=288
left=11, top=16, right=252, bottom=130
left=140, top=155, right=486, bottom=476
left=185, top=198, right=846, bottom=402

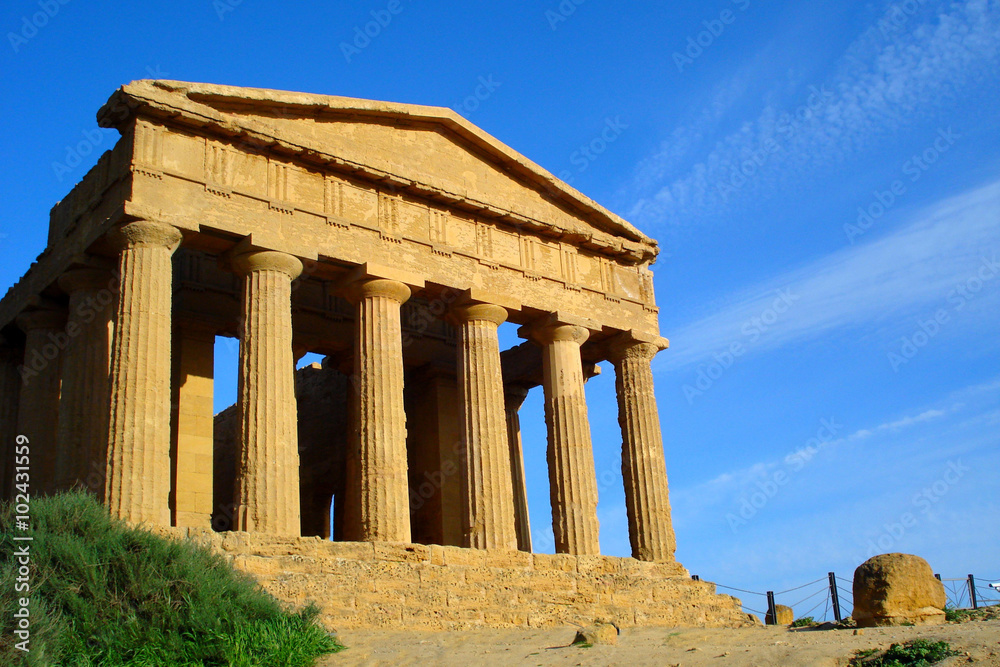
left=179, top=530, right=755, bottom=631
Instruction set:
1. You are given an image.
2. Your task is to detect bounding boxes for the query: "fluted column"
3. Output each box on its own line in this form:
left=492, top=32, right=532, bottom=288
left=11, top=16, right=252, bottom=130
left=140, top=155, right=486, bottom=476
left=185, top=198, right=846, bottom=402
left=105, top=220, right=182, bottom=525
left=346, top=278, right=411, bottom=543
left=504, top=385, right=532, bottom=552
left=16, top=309, right=66, bottom=496
left=54, top=269, right=114, bottom=494
left=232, top=250, right=303, bottom=536
left=0, top=340, right=23, bottom=500
left=452, top=303, right=517, bottom=550
left=532, top=323, right=600, bottom=555
left=609, top=336, right=676, bottom=562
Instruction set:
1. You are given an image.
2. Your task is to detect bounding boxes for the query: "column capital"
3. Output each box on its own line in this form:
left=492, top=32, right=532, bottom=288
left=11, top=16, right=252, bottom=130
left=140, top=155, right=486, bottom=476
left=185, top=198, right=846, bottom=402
left=605, top=331, right=669, bottom=364
left=450, top=303, right=508, bottom=327
left=519, top=312, right=597, bottom=347
left=107, top=220, right=182, bottom=252
left=58, top=268, right=114, bottom=295
left=231, top=250, right=303, bottom=280
left=16, top=308, right=66, bottom=333
left=532, top=323, right=590, bottom=346
left=344, top=278, right=411, bottom=305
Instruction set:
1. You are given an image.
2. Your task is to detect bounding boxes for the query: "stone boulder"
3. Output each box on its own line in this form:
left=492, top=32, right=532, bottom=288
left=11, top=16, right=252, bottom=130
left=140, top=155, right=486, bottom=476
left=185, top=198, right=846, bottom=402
left=573, top=623, right=619, bottom=646
left=852, top=553, right=946, bottom=627
left=765, top=604, right=794, bottom=626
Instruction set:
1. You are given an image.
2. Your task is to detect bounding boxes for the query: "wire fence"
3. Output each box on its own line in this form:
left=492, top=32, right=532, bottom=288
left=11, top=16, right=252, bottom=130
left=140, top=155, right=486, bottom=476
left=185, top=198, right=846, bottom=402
left=704, top=572, right=999, bottom=624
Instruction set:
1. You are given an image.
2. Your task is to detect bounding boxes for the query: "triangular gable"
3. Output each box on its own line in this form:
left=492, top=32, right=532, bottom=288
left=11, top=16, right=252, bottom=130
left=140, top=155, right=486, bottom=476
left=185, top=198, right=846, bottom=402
left=98, top=80, right=657, bottom=264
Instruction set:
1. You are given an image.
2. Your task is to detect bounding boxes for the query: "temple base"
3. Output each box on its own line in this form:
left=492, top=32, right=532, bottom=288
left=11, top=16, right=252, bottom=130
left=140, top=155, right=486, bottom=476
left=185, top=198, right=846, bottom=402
left=172, top=530, right=757, bottom=630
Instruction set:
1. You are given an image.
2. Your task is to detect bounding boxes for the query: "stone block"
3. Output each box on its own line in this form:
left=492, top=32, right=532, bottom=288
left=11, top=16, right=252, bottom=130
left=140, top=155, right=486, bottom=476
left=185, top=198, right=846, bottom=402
left=852, top=553, right=947, bottom=627
left=443, top=545, right=487, bottom=567
left=427, top=544, right=447, bottom=566
left=765, top=604, right=794, bottom=626
left=325, top=541, right=376, bottom=561
left=372, top=542, right=430, bottom=563
left=577, top=555, right=623, bottom=576
left=532, top=553, right=577, bottom=572
left=418, top=566, right=467, bottom=585
left=484, top=549, right=533, bottom=570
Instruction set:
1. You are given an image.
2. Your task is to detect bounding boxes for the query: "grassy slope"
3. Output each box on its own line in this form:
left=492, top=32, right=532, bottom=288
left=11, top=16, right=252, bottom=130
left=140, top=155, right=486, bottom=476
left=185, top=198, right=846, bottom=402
left=0, top=492, right=342, bottom=666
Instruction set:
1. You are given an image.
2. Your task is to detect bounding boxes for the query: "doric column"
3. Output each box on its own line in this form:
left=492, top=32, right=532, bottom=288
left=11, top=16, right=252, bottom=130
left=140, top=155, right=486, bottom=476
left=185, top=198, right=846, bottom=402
left=54, top=269, right=114, bottom=494
left=529, top=321, right=600, bottom=555
left=105, top=220, right=182, bottom=526
left=345, top=278, right=412, bottom=543
left=608, top=335, right=677, bottom=562
left=170, top=322, right=216, bottom=529
left=452, top=303, right=517, bottom=550
left=232, top=250, right=303, bottom=536
left=504, top=385, right=533, bottom=552
left=0, top=340, right=23, bottom=500
left=16, top=308, right=66, bottom=496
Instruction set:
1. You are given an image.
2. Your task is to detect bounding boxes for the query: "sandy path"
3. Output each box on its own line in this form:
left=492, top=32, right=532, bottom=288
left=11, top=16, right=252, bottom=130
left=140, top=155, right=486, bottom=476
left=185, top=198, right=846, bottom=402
left=319, top=621, right=999, bottom=667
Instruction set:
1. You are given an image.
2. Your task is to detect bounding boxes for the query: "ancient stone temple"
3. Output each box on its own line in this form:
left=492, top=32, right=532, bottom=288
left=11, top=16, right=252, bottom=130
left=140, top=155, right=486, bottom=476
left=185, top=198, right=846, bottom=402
left=0, top=80, right=752, bottom=629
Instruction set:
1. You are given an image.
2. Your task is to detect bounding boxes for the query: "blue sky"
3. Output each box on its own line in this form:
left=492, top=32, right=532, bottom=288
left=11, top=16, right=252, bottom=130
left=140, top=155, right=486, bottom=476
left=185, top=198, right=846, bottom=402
left=2, top=0, right=998, bottom=618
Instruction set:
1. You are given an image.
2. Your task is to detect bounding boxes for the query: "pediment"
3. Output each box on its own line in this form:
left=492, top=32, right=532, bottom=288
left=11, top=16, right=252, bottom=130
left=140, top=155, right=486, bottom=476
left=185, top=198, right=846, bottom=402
left=98, top=80, right=657, bottom=263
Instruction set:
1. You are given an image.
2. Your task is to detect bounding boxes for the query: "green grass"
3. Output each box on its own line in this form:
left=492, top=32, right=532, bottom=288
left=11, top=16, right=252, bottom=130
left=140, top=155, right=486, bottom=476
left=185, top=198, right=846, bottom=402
left=791, top=616, right=816, bottom=627
left=944, top=607, right=969, bottom=622
left=849, top=639, right=958, bottom=667
left=0, top=492, right=343, bottom=666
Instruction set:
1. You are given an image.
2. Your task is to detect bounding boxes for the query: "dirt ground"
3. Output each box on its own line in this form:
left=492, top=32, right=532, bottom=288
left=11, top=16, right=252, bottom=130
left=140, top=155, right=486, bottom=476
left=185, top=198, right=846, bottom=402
left=320, top=620, right=999, bottom=667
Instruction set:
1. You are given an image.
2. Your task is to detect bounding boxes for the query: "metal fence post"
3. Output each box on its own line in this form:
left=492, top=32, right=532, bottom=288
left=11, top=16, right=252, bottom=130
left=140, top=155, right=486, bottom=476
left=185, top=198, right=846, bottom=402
left=766, top=591, right=777, bottom=625
left=968, top=575, right=978, bottom=610
left=829, top=572, right=842, bottom=622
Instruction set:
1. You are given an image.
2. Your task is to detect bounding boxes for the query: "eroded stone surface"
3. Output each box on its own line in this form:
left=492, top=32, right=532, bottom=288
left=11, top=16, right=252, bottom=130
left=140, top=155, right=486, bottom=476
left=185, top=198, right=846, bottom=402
left=0, top=81, right=730, bottom=629
left=853, top=553, right=947, bottom=627
left=765, top=604, right=794, bottom=626
left=177, top=531, right=755, bottom=631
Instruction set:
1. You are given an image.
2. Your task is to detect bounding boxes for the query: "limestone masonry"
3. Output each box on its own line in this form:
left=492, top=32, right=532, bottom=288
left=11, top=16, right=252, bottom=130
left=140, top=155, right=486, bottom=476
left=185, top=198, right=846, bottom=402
left=0, top=80, right=752, bottom=628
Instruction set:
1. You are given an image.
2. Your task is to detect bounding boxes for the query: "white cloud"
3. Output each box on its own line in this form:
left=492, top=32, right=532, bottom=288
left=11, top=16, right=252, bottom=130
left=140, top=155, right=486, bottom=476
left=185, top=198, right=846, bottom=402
left=871, top=409, right=947, bottom=431
left=673, top=398, right=963, bottom=516
left=656, top=179, right=1000, bottom=370
left=628, top=0, right=1000, bottom=225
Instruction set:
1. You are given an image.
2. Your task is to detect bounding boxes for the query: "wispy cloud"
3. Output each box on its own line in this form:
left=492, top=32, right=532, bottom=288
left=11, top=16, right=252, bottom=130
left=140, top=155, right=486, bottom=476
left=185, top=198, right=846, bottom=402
left=657, top=179, right=1000, bottom=370
left=851, top=408, right=947, bottom=439
left=672, top=380, right=1000, bottom=516
left=627, top=0, right=1000, bottom=226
